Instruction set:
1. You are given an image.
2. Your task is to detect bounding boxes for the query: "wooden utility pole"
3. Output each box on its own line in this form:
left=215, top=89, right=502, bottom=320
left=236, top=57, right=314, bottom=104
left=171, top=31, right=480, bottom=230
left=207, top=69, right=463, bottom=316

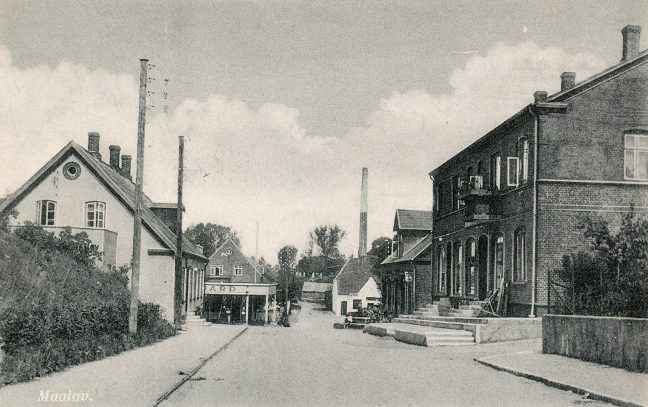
left=129, top=58, right=148, bottom=335
left=174, top=136, right=185, bottom=329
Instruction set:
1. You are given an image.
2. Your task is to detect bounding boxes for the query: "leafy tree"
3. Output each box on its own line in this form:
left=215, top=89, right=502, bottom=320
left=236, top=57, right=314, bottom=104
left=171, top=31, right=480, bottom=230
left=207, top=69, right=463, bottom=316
left=368, top=236, right=392, bottom=264
left=184, top=222, right=240, bottom=257
left=309, top=225, right=346, bottom=258
left=0, top=208, right=17, bottom=233
left=557, top=212, right=648, bottom=317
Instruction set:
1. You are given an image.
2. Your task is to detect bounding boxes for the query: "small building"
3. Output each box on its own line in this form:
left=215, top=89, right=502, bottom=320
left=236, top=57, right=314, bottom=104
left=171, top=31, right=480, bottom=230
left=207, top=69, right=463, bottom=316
left=301, top=281, right=332, bottom=307
left=381, top=209, right=433, bottom=315
left=332, top=258, right=381, bottom=316
left=0, top=133, right=207, bottom=323
left=203, top=238, right=277, bottom=324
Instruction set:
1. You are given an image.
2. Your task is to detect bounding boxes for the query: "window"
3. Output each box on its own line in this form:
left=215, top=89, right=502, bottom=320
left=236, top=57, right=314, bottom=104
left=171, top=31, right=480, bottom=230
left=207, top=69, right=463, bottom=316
left=514, top=228, right=527, bottom=282
left=477, top=160, right=483, bottom=176
left=624, top=132, right=648, bottom=180
left=452, top=176, right=462, bottom=210
left=465, top=238, right=476, bottom=296
left=209, top=265, right=223, bottom=276
left=494, top=234, right=505, bottom=289
left=36, top=200, right=56, bottom=226
left=519, top=138, right=529, bottom=183
left=352, top=299, right=362, bottom=310
left=234, top=266, right=243, bottom=276
left=507, top=157, right=519, bottom=187
left=490, top=153, right=501, bottom=190
left=437, top=246, right=446, bottom=294
left=453, top=242, right=462, bottom=296
left=85, top=201, right=105, bottom=228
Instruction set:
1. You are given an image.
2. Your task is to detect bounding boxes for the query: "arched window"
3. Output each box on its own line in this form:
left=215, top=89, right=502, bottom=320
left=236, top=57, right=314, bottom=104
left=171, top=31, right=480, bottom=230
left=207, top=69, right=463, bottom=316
left=437, top=244, right=446, bottom=294
left=494, top=233, right=505, bottom=289
left=453, top=242, right=462, bottom=295
left=514, top=228, right=527, bottom=281
left=518, top=137, right=529, bottom=183
left=465, top=238, right=476, bottom=296
left=490, top=153, right=501, bottom=190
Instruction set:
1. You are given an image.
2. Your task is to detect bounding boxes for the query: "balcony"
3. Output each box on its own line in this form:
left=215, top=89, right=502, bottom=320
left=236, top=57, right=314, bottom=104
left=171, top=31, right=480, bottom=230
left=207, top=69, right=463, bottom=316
left=458, top=176, right=500, bottom=226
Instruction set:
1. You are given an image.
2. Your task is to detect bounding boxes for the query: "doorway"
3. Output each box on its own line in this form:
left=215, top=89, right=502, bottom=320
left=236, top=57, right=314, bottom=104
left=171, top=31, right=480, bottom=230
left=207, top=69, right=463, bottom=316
left=445, top=242, right=452, bottom=295
left=341, top=301, right=347, bottom=315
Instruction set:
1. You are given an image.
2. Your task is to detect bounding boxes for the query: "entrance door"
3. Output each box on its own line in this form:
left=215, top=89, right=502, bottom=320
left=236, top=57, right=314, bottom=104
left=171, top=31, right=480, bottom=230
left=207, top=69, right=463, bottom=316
left=341, top=301, right=348, bottom=315
left=478, top=236, right=488, bottom=300
left=445, top=242, right=452, bottom=295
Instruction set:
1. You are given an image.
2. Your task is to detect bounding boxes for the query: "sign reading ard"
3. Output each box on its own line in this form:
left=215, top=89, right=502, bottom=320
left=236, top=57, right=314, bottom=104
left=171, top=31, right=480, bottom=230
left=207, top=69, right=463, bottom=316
left=206, top=284, right=276, bottom=296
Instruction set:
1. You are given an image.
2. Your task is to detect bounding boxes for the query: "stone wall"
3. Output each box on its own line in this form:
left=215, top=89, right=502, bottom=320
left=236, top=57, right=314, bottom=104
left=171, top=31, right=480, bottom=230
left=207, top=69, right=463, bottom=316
left=542, top=315, right=648, bottom=373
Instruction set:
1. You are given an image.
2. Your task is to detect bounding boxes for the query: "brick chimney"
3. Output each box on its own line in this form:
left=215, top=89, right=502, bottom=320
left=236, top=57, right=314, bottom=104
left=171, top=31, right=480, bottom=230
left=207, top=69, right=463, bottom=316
left=533, top=90, right=548, bottom=103
left=560, top=72, right=576, bottom=91
left=621, top=25, right=641, bottom=61
left=87, top=132, right=101, bottom=160
left=108, top=145, right=121, bottom=171
left=358, top=167, right=368, bottom=258
left=121, top=155, right=132, bottom=180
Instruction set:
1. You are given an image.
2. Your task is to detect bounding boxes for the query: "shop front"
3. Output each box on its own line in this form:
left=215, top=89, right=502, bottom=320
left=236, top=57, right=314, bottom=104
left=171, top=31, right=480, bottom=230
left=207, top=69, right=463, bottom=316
left=203, top=282, right=277, bottom=325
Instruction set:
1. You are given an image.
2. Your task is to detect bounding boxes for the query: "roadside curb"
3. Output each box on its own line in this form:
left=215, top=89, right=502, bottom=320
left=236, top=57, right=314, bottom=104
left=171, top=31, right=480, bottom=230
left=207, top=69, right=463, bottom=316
left=475, top=355, right=644, bottom=407
left=152, top=327, right=248, bottom=407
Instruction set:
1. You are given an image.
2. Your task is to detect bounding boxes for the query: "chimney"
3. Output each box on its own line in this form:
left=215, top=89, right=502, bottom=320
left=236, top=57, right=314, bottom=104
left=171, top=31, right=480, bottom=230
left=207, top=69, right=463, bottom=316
left=358, top=167, right=368, bottom=258
left=534, top=90, right=548, bottom=103
left=560, top=72, right=576, bottom=91
left=621, top=25, right=641, bottom=61
left=88, top=132, right=101, bottom=160
left=121, top=154, right=132, bottom=180
left=108, top=145, right=121, bottom=171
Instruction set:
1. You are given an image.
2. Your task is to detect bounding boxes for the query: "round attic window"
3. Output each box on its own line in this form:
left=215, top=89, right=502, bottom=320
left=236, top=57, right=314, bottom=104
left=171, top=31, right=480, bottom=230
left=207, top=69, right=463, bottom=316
left=63, top=162, right=81, bottom=180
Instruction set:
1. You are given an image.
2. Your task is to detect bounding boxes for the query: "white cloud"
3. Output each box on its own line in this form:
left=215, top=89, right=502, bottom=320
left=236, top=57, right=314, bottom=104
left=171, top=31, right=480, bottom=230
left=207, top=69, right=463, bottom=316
left=0, top=41, right=607, bottom=262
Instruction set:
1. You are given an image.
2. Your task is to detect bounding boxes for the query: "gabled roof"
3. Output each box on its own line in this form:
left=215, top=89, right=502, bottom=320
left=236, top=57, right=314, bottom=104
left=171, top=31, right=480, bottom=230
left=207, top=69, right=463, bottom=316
left=381, top=233, right=433, bottom=265
left=394, top=209, right=433, bottom=231
left=430, top=46, right=648, bottom=176
left=302, top=282, right=332, bottom=293
left=210, top=238, right=266, bottom=281
left=0, top=141, right=206, bottom=261
left=334, top=257, right=378, bottom=296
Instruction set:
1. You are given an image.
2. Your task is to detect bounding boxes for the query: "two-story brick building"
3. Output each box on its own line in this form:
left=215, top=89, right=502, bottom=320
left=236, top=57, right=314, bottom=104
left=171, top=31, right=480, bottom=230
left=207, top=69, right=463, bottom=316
left=203, top=238, right=277, bottom=324
left=381, top=209, right=433, bottom=315
left=429, top=25, right=648, bottom=317
left=0, top=132, right=207, bottom=323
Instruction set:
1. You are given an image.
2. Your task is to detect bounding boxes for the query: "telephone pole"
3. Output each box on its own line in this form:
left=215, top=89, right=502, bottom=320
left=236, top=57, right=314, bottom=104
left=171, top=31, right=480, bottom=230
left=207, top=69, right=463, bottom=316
left=129, top=59, right=148, bottom=335
left=174, top=136, right=185, bottom=329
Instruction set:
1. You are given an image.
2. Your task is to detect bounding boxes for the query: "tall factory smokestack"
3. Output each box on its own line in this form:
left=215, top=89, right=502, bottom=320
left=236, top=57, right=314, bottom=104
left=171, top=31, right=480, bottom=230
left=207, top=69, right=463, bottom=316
left=358, top=167, right=368, bottom=258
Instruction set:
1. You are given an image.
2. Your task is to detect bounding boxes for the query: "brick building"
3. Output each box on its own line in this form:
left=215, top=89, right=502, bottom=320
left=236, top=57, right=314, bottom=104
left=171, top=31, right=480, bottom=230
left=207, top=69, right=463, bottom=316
left=429, top=25, right=648, bottom=316
left=203, top=238, right=277, bottom=324
left=0, top=133, right=207, bottom=323
left=381, top=209, right=433, bottom=316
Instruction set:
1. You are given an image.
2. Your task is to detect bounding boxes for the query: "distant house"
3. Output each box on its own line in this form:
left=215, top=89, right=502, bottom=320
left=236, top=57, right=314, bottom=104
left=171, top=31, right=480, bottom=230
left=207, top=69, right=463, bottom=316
left=204, top=238, right=277, bottom=324
left=332, top=258, right=381, bottom=316
left=301, top=281, right=332, bottom=308
left=0, top=132, right=207, bottom=323
left=381, top=209, right=433, bottom=315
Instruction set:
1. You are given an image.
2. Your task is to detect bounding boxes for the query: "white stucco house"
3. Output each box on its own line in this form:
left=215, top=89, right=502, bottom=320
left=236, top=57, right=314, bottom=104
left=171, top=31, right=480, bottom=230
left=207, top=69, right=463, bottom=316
left=332, top=257, right=381, bottom=316
left=0, top=132, right=207, bottom=323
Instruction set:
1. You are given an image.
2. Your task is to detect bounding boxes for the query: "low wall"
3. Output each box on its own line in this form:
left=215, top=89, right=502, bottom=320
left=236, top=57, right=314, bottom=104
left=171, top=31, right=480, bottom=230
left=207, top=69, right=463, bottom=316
left=543, top=315, right=648, bottom=373
left=476, top=318, right=542, bottom=343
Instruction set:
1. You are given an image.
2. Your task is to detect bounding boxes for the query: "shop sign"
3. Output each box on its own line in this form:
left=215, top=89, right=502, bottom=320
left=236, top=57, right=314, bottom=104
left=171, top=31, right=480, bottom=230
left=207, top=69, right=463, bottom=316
left=205, top=283, right=276, bottom=296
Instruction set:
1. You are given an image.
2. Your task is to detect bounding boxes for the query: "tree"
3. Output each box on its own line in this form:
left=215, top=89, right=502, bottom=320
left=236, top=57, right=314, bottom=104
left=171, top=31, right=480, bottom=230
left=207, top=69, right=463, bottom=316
left=184, top=223, right=240, bottom=258
left=309, top=225, right=346, bottom=258
left=277, top=245, right=299, bottom=302
left=557, top=211, right=648, bottom=317
left=368, top=236, right=392, bottom=264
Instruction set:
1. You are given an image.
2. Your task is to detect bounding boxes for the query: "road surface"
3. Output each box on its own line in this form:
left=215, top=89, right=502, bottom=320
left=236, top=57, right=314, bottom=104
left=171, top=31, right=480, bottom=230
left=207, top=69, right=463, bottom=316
left=161, top=302, right=608, bottom=407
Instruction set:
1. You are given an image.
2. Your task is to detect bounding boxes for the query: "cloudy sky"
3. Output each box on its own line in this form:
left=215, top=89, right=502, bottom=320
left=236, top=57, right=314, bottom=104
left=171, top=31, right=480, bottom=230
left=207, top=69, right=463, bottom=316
left=1, top=1, right=646, bottom=262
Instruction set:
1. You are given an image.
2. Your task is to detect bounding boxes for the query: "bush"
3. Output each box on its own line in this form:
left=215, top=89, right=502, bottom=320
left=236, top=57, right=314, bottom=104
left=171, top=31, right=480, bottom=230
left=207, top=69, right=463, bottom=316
left=556, top=212, right=648, bottom=317
left=0, top=229, right=176, bottom=384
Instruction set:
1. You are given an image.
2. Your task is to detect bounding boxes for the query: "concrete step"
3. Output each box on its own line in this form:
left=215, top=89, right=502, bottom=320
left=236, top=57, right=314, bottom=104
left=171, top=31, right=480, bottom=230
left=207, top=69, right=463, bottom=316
left=397, top=314, right=489, bottom=324
left=459, top=305, right=483, bottom=310
left=393, top=317, right=476, bottom=332
left=413, top=311, right=440, bottom=318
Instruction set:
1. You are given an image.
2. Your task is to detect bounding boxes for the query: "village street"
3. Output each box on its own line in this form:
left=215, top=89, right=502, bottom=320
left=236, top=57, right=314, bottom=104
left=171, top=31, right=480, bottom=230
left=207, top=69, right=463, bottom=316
left=161, top=303, right=609, bottom=407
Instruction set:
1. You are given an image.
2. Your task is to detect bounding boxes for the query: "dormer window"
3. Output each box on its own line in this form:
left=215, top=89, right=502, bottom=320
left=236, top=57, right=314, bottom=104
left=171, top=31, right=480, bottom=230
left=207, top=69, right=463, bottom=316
left=86, top=201, right=105, bottom=228
left=36, top=200, right=56, bottom=226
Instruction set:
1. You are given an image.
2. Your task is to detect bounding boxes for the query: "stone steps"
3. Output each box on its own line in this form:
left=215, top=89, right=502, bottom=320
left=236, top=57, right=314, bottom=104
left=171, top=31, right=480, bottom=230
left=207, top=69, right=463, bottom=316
left=185, top=313, right=210, bottom=326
